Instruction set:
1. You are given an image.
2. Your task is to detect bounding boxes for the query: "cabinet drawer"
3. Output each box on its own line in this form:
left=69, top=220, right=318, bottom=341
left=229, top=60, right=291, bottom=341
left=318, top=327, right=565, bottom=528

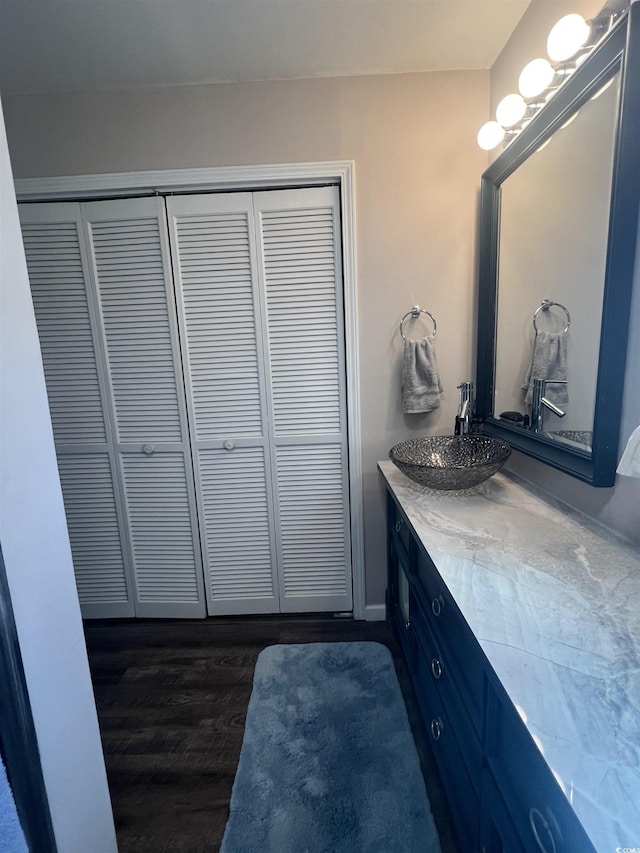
left=414, top=546, right=485, bottom=733
left=487, top=690, right=597, bottom=853
left=412, top=638, right=480, bottom=852
left=388, top=496, right=412, bottom=560
left=410, top=590, right=483, bottom=796
left=480, top=768, right=526, bottom=853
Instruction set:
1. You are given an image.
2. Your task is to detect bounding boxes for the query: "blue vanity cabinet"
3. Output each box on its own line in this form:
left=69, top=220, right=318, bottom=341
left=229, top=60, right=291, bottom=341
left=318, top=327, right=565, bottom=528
left=479, top=768, right=526, bottom=853
left=415, top=547, right=485, bottom=735
left=409, top=590, right=481, bottom=851
left=386, top=493, right=482, bottom=850
left=483, top=688, right=597, bottom=853
left=386, top=498, right=415, bottom=669
left=385, top=489, right=597, bottom=853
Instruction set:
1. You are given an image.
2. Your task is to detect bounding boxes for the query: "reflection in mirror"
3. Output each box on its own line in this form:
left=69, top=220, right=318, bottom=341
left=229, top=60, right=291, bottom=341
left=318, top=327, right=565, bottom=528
left=494, top=72, right=621, bottom=456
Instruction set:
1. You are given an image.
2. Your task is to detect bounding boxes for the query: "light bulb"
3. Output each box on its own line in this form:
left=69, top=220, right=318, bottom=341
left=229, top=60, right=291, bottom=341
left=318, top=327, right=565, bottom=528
left=496, top=93, right=527, bottom=128
left=547, top=14, right=591, bottom=61
left=477, top=121, right=505, bottom=151
left=519, top=58, right=555, bottom=99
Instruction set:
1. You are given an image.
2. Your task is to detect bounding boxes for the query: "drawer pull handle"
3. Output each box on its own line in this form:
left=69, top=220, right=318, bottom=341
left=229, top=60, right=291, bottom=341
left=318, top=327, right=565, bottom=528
left=431, top=658, right=442, bottom=679
left=431, top=595, right=444, bottom=617
left=395, top=520, right=403, bottom=533
left=430, top=718, right=443, bottom=741
left=529, top=808, right=557, bottom=853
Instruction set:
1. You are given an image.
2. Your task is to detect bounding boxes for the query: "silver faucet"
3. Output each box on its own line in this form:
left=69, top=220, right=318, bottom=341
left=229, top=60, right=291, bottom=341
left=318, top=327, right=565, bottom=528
left=455, top=382, right=474, bottom=435
left=530, top=378, right=567, bottom=433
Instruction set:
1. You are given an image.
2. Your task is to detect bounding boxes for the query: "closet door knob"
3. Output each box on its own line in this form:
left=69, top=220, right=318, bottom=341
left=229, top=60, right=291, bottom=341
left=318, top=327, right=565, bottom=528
left=142, top=444, right=154, bottom=456
left=223, top=440, right=236, bottom=451
left=430, top=718, right=443, bottom=741
left=431, top=658, right=442, bottom=679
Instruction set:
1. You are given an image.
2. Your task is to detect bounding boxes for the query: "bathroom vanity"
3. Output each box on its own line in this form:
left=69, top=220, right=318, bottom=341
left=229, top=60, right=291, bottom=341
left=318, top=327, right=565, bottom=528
left=379, top=460, right=640, bottom=853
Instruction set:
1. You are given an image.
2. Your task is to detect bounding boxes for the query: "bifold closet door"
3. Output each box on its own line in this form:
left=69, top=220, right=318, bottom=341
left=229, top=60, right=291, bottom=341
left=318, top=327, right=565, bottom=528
left=20, top=199, right=206, bottom=618
left=82, top=198, right=205, bottom=617
left=20, top=202, right=134, bottom=618
left=23, top=188, right=351, bottom=618
left=254, top=187, right=352, bottom=614
left=166, top=193, right=280, bottom=614
left=167, top=186, right=352, bottom=615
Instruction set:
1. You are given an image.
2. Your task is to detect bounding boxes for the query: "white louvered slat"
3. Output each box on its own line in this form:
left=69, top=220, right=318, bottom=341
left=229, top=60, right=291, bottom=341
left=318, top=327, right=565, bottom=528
left=121, top=453, right=200, bottom=604
left=198, top=448, right=276, bottom=604
left=261, top=207, right=342, bottom=436
left=173, top=211, right=263, bottom=440
left=21, top=222, right=107, bottom=445
left=276, top=444, right=349, bottom=599
left=57, top=453, right=129, bottom=604
left=90, top=217, right=183, bottom=444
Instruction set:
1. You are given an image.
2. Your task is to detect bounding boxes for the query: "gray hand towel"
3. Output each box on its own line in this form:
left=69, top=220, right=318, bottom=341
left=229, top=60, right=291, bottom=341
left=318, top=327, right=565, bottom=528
left=402, top=336, right=443, bottom=414
left=522, top=331, right=569, bottom=407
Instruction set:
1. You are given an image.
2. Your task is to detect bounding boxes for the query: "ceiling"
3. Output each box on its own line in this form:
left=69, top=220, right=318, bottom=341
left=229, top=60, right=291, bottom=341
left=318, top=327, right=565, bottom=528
left=0, top=0, right=530, bottom=97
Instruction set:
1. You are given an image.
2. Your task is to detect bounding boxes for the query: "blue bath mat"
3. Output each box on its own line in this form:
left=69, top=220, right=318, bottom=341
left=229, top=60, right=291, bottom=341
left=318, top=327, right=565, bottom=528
left=221, top=642, right=441, bottom=853
left=0, top=754, right=28, bottom=853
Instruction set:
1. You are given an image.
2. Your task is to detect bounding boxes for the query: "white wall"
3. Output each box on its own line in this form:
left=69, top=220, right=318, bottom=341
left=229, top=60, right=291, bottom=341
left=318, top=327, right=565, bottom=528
left=2, top=70, right=489, bottom=606
left=489, top=0, right=640, bottom=546
left=0, top=102, right=117, bottom=852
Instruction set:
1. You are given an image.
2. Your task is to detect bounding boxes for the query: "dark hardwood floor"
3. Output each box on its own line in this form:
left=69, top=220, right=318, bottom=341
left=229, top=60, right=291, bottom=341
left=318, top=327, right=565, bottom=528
left=83, top=616, right=458, bottom=853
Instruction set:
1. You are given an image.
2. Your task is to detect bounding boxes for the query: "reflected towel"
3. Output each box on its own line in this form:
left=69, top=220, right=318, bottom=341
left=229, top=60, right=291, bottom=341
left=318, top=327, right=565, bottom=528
left=617, top=424, right=640, bottom=477
left=402, top=336, right=443, bottom=414
left=522, top=331, right=568, bottom=407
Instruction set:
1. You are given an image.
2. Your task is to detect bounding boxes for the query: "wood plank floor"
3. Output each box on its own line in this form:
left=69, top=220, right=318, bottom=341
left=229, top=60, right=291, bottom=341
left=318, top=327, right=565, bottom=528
left=84, top=617, right=458, bottom=853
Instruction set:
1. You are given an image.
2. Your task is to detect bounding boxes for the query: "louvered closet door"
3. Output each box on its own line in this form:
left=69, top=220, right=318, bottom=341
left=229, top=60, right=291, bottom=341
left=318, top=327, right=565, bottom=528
left=19, top=203, right=135, bottom=618
left=254, top=187, right=353, bottom=613
left=166, top=194, right=279, bottom=614
left=82, top=198, right=205, bottom=617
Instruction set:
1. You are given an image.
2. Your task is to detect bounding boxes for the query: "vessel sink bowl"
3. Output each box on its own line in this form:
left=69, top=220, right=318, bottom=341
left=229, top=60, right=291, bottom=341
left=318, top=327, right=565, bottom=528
left=389, top=435, right=511, bottom=490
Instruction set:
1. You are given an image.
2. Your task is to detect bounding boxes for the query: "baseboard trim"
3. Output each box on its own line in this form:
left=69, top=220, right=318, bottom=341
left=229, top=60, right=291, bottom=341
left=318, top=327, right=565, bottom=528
left=364, top=604, right=387, bottom=622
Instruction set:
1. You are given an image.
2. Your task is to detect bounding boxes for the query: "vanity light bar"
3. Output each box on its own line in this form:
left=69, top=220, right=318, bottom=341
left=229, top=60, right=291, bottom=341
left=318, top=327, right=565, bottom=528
left=477, top=0, right=630, bottom=151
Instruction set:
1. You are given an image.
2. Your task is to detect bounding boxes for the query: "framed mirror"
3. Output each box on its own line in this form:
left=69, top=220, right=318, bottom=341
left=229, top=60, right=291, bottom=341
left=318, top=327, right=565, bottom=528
left=476, top=4, right=640, bottom=486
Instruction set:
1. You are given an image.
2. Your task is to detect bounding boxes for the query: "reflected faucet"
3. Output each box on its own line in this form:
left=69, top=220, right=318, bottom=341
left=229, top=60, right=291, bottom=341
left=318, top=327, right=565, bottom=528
left=530, top=378, right=567, bottom=433
left=455, top=382, right=474, bottom=435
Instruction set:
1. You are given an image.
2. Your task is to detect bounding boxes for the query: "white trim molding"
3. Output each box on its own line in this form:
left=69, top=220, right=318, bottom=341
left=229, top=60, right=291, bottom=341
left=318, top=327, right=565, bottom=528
left=364, top=604, right=387, bottom=622
left=15, top=161, right=366, bottom=619
left=15, top=161, right=352, bottom=200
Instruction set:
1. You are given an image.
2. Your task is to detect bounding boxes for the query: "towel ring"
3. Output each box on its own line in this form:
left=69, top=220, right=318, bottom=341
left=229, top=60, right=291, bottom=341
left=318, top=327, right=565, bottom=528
left=400, top=306, right=437, bottom=341
left=532, top=299, right=570, bottom=334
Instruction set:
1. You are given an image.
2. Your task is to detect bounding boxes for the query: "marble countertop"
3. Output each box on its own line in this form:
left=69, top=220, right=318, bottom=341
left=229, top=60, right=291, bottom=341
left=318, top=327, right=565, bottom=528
left=378, top=460, right=640, bottom=853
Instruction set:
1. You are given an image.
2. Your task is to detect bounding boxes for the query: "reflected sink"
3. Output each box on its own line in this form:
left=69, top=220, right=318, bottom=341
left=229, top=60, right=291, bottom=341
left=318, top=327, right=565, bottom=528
left=389, top=435, right=511, bottom=491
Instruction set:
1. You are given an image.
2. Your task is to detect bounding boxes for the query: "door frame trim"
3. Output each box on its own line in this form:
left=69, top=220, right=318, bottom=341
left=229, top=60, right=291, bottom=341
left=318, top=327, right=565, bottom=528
left=15, top=162, right=365, bottom=619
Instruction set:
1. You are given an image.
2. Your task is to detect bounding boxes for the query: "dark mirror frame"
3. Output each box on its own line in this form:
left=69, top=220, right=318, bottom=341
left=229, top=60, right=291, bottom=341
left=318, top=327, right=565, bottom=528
left=476, top=4, right=640, bottom=487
